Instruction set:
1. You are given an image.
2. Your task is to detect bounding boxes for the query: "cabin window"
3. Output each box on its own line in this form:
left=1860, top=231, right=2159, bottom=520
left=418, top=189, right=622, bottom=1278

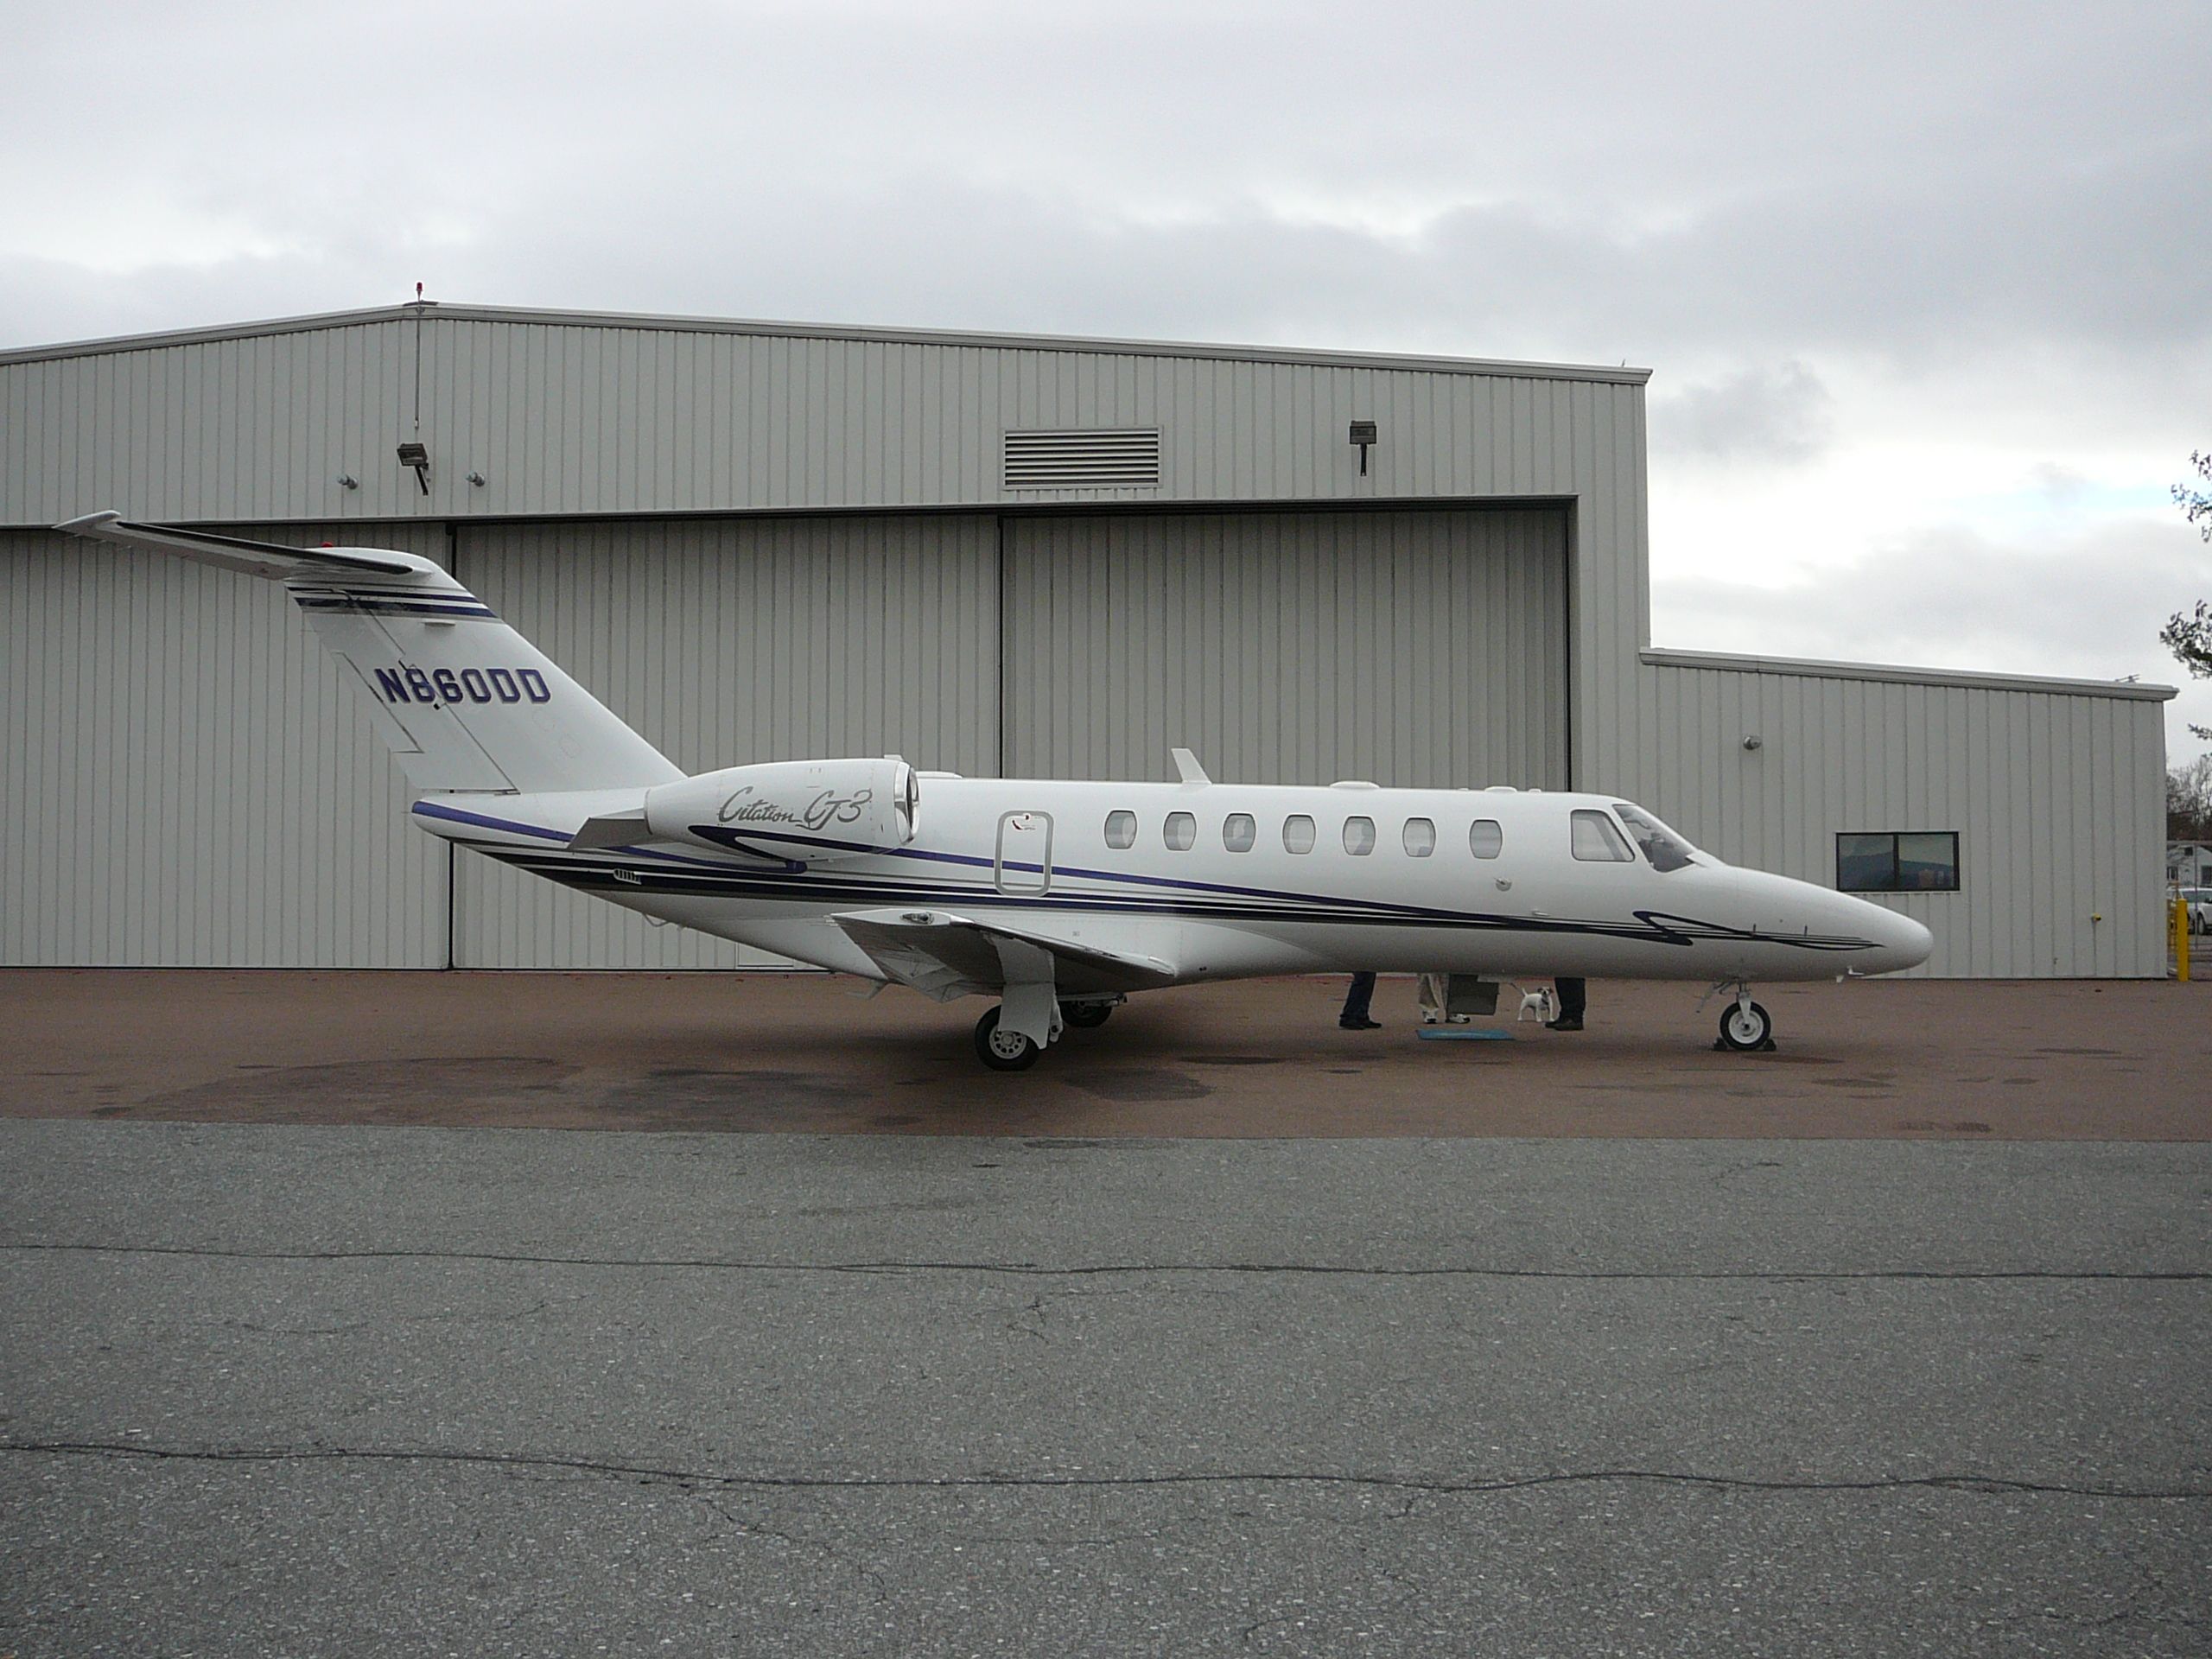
left=1343, top=817, right=1376, bottom=856
left=1837, top=831, right=1959, bottom=893
left=1223, top=812, right=1256, bottom=853
left=1103, top=810, right=1136, bottom=850
left=1283, top=815, right=1317, bottom=855
left=1402, top=817, right=1436, bottom=857
left=1469, top=819, right=1503, bottom=859
left=1164, top=810, right=1197, bottom=852
left=1571, top=810, right=1635, bottom=862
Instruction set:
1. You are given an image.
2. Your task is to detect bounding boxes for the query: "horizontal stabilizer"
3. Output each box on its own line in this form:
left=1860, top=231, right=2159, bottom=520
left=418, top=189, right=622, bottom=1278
left=832, top=907, right=1177, bottom=1001
left=57, top=511, right=417, bottom=578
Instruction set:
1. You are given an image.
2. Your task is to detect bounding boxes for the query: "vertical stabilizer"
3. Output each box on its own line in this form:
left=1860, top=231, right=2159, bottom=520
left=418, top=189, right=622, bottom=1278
left=56, top=512, right=683, bottom=794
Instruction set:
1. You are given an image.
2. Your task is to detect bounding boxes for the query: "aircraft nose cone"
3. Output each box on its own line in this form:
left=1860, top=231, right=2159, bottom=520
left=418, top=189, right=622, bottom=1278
left=1902, top=913, right=1934, bottom=963
left=1868, top=906, right=1934, bottom=973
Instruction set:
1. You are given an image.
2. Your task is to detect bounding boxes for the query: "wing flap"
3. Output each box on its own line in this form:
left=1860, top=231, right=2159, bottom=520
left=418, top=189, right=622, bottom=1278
left=831, top=908, right=1178, bottom=1000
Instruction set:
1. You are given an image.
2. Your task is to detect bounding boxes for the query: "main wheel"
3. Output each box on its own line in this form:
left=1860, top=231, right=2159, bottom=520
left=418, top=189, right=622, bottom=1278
left=974, top=1007, right=1041, bottom=1071
left=1718, top=1000, right=1773, bottom=1052
left=1059, top=1000, right=1113, bottom=1030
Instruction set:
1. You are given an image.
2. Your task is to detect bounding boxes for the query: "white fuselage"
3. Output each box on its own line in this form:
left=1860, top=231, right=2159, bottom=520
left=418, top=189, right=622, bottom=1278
left=412, top=776, right=1934, bottom=988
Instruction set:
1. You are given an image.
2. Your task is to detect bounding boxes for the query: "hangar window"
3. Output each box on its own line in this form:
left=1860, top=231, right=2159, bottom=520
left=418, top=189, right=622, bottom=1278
left=1571, top=810, right=1635, bottom=862
left=1283, top=815, right=1317, bottom=855
left=1223, top=813, right=1256, bottom=853
left=1402, top=817, right=1436, bottom=857
left=1469, top=819, right=1503, bottom=859
left=1164, top=811, right=1197, bottom=852
left=1838, top=831, right=1959, bottom=893
left=1343, top=817, right=1376, bottom=856
left=1103, top=810, right=1137, bottom=849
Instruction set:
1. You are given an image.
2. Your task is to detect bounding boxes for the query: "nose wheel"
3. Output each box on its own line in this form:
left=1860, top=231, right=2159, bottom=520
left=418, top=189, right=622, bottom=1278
left=1715, top=988, right=1775, bottom=1052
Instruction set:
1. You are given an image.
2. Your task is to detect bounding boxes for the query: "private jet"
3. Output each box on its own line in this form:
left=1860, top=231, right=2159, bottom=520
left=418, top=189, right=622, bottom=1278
left=60, top=512, right=1933, bottom=1069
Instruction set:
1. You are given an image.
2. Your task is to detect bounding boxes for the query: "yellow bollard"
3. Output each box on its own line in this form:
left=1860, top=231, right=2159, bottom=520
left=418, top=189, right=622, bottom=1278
left=2177, top=898, right=2193, bottom=983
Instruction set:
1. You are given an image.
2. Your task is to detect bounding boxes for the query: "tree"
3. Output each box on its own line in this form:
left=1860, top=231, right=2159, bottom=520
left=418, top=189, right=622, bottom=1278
left=2164, top=450, right=2212, bottom=738
left=2178, top=448, right=2212, bottom=543
left=2171, top=756, right=2212, bottom=843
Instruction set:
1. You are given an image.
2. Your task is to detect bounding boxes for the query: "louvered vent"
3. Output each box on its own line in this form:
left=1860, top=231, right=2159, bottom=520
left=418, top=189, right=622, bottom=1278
left=1003, top=428, right=1161, bottom=490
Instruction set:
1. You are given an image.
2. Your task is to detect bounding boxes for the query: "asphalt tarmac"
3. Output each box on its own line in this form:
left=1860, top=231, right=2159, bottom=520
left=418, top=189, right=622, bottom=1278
left=4, top=1121, right=2208, bottom=1656
left=5, top=969, right=2209, bottom=1139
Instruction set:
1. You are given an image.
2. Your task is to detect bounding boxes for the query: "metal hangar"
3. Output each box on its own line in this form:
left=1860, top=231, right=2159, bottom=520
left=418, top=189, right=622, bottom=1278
left=0, top=302, right=2173, bottom=976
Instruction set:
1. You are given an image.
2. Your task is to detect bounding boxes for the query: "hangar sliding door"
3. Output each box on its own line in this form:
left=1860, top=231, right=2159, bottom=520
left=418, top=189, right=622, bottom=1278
left=0, top=523, right=452, bottom=967
left=1002, top=508, right=1568, bottom=788
left=451, top=515, right=998, bottom=968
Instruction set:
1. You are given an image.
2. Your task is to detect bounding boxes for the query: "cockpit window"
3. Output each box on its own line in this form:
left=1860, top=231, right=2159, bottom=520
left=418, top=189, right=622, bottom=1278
left=1570, top=810, right=1635, bottom=862
left=1611, top=802, right=1697, bottom=873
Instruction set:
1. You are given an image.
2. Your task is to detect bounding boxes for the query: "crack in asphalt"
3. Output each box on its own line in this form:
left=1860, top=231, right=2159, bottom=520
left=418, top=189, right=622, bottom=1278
left=3, top=1242, right=2207, bottom=1282
left=4, top=1440, right=2206, bottom=1502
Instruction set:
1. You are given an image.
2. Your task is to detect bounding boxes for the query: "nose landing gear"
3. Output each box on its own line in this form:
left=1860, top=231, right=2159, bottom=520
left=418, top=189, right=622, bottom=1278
left=1711, top=981, right=1777, bottom=1052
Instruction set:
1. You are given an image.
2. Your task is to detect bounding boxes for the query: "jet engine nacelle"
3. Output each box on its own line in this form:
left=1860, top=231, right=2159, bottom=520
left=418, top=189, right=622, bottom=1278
left=642, top=757, right=918, bottom=863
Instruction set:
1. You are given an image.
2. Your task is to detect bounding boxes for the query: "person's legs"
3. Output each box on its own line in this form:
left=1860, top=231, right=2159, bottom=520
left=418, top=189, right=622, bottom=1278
left=1547, top=976, right=1586, bottom=1031
left=1340, top=972, right=1379, bottom=1028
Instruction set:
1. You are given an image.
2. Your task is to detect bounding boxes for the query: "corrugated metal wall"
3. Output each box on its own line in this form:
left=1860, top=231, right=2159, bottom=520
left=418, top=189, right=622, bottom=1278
left=3, top=308, right=2169, bottom=977
left=451, top=515, right=998, bottom=968
left=0, top=310, right=1649, bottom=792
left=0, top=522, right=449, bottom=966
left=0, top=311, right=1648, bottom=524
left=1004, top=509, right=1568, bottom=788
left=1637, top=659, right=2171, bottom=977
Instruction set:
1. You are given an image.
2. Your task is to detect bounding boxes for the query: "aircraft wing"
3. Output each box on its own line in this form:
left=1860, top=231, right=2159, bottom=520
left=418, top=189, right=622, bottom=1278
left=830, top=907, right=1179, bottom=1001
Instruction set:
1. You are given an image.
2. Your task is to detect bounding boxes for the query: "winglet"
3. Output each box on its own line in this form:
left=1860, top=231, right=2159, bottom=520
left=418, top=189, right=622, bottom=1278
left=1171, top=747, right=1211, bottom=786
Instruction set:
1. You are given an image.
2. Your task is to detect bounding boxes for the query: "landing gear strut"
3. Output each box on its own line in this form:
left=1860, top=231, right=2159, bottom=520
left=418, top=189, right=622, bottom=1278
left=1713, top=981, right=1776, bottom=1052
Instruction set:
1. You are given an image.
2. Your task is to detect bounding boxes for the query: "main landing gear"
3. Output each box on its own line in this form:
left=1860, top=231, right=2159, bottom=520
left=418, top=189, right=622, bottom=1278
left=973, top=996, right=1122, bottom=1071
left=1712, top=980, right=1776, bottom=1052
left=974, top=1007, right=1040, bottom=1071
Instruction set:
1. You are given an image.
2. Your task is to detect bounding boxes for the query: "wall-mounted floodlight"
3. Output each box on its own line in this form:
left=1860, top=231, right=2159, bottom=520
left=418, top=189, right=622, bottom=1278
left=1349, top=420, right=1377, bottom=476
left=1743, top=734, right=1764, bottom=752
left=335, top=473, right=359, bottom=490
left=396, top=442, right=430, bottom=496
left=466, top=470, right=486, bottom=487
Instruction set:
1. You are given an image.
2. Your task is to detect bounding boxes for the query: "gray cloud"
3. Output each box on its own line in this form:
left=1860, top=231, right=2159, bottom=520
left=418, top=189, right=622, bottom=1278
left=1651, top=363, right=1833, bottom=463
left=3, top=2, right=2205, bottom=368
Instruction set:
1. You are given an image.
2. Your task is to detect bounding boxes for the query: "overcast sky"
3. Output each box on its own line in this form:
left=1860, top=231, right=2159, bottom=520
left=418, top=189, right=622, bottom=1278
left=6, top=0, right=2209, bottom=756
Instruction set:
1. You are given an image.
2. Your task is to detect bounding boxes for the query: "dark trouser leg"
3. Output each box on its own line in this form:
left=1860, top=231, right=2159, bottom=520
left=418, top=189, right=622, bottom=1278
left=1554, top=977, right=1586, bottom=1020
left=1340, top=972, right=1376, bottom=1023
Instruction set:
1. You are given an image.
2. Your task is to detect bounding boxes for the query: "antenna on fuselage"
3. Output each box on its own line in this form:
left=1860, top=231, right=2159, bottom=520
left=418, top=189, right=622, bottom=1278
left=1171, top=747, right=1211, bottom=786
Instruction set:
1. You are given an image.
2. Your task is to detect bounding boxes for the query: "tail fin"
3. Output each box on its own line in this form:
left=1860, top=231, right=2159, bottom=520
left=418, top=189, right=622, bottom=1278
left=58, top=512, right=681, bottom=794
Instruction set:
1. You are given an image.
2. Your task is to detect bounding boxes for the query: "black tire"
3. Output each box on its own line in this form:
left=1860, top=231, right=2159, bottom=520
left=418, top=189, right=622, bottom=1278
left=1718, top=1000, right=1773, bottom=1052
left=974, top=1007, right=1041, bottom=1071
left=1060, top=1000, right=1113, bottom=1030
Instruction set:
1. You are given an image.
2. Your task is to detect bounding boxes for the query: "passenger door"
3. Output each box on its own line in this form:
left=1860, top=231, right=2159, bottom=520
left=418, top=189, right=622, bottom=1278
left=995, top=811, right=1053, bottom=895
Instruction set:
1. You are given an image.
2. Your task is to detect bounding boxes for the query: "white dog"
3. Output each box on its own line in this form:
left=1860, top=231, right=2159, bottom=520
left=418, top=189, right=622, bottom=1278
left=1516, top=987, right=1556, bottom=1024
